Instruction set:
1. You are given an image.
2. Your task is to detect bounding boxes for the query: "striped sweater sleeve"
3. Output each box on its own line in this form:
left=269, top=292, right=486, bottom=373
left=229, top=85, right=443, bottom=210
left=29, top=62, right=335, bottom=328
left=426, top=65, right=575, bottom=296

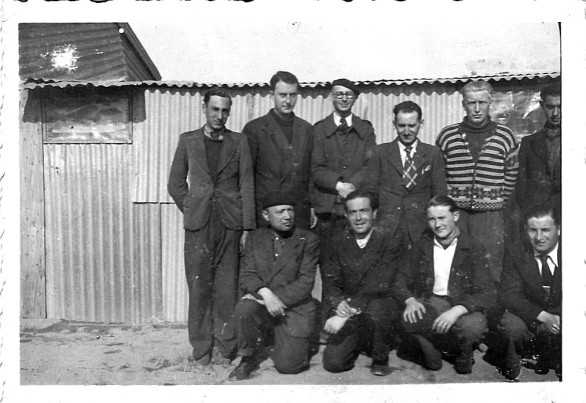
left=498, top=124, right=520, bottom=201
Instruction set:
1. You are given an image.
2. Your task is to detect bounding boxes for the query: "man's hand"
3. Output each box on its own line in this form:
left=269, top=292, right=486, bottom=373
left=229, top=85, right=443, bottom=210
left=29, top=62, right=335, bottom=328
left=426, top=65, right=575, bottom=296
left=239, top=231, right=250, bottom=255
left=310, top=208, right=318, bottom=229
left=403, top=297, right=426, bottom=324
left=432, top=305, right=468, bottom=334
left=257, top=287, right=286, bottom=317
left=241, top=293, right=264, bottom=305
left=335, top=181, right=356, bottom=199
left=335, top=299, right=359, bottom=318
left=324, top=315, right=349, bottom=334
left=537, top=311, right=561, bottom=334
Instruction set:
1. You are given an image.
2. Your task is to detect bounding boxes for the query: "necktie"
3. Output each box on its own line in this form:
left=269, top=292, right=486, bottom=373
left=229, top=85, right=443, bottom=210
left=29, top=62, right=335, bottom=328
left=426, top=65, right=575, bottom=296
left=402, top=146, right=418, bottom=190
left=338, top=117, right=348, bottom=135
left=539, top=254, right=553, bottom=287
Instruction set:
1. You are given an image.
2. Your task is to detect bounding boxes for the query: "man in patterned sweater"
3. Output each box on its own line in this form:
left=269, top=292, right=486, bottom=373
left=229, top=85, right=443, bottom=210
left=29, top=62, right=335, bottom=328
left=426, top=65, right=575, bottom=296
left=436, top=80, right=519, bottom=285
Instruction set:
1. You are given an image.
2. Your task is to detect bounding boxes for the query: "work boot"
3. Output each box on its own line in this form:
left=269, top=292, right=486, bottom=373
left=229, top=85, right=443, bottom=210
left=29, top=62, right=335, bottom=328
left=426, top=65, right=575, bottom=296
left=228, top=356, right=260, bottom=381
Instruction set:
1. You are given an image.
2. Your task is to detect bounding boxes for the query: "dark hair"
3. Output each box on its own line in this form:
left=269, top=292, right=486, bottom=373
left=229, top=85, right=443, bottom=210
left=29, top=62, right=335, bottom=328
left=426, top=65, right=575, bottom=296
left=540, top=82, right=561, bottom=100
left=270, top=71, right=299, bottom=90
left=524, top=204, right=560, bottom=227
left=427, top=195, right=458, bottom=213
left=203, top=88, right=232, bottom=106
left=393, top=100, right=423, bottom=121
left=344, top=190, right=379, bottom=212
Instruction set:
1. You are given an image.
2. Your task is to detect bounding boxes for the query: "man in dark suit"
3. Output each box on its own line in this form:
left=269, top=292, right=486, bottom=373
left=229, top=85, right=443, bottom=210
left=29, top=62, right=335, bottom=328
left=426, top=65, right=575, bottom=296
left=392, top=196, right=496, bottom=374
left=167, top=88, right=255, bottom=366
left=365, top=101, right=446, bottom=245
left=515, top=82, right=561, bottom=215
left=243, top=71, right=316, bottom=230
left=229, top=192, right=319, bottom=381
left=321, top=191, right=404, bottom=376
left=491, top=204, right=561, bottom=381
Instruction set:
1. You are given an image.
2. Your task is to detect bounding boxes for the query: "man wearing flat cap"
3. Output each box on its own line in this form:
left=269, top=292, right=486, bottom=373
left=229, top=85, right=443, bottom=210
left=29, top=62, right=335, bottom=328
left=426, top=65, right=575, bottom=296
left=392, top=195, right=496, bottom=375
left=229, top=191, right=320, bottom=381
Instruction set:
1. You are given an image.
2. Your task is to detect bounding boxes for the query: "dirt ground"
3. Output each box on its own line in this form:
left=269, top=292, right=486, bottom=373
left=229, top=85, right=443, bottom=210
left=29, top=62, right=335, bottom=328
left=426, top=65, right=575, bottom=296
left=20, top=318, right=560, bottom=386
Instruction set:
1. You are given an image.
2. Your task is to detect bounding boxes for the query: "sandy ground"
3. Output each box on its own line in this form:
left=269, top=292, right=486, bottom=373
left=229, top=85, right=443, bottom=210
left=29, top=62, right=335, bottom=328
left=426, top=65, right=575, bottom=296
left=20, top=318, right=560, bottom=386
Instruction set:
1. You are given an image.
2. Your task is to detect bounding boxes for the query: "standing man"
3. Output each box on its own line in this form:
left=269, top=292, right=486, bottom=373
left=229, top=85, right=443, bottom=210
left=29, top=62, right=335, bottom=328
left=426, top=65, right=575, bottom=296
left=365, top=101, right=446, bottom=244
left=312, top=78, right=377, bottom=254
left=321, top=191, right=403, bottom=376
left=436, top=80, right=519, bottom=284
left=243, top=71, right=316, bottom=230
left=229, top=192, right=319, bottom=380
left=392, top=196, right=496, bottom=374
left=515, top=82, right=561, bottom=215
left=167, top=88, right=255, bottom=366
left=491, top=205, right=561, bottom=381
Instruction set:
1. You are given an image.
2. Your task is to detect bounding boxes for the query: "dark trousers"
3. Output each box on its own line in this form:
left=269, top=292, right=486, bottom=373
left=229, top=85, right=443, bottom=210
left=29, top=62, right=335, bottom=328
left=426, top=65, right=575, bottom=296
left=184, top=207, right=240, bottom=360
left=235, top=299, right=312, bottom=374
left=404, top=296, right=488, bottom=359
left=323, top=298, right=398, bottom=373
left=496, top=311, right=561, bottom=370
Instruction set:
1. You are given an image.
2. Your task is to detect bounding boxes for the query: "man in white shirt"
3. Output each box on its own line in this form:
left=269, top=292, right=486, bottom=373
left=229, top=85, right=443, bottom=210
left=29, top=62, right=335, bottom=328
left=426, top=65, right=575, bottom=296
left=392, top=195, right=496, bottom=374
left=492, top=204, right=561, bottom=381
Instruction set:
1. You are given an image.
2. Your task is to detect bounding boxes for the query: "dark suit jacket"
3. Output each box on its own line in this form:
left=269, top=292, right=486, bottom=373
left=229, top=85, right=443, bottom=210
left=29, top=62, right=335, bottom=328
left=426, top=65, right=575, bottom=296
left=311, top=114, right=377, bottom=214
left=242, top=110, right=314, bottom=229
left=239, top=227, right=319, bottom=337
left=364, top=139, right=446, bottom=242
left=392, top=229, right=496, bottom=314
left=322, top=227, right=404, bottom=313
left=498, top=243, right=561, bottom=326
left=515, top=129, right=562, bottom=212
left=167, top=127, right=255, bottom=231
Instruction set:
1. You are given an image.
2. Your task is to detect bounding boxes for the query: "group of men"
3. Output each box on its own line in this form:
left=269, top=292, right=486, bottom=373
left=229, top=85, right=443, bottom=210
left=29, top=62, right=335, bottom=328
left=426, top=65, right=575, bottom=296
left=167, top=71, right=562, bottom=382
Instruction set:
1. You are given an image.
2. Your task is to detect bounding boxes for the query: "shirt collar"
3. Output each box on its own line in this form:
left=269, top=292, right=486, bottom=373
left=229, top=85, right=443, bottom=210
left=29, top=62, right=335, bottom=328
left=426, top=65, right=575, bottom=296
left=398, top=139, right=419, bottom=153
left=333, top=112, right=353, bottom=127
left=354, top=227, right=374, bottom=248
left=434, top=235, right=458, bottom=250
left=204, top=124, right=225, bottom=140
left=535, top=242, right=559, bottom=267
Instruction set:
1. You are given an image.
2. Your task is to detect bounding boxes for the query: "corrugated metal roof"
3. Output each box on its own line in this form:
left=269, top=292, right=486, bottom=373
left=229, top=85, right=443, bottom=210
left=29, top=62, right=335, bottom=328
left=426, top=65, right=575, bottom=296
left=22, top=71, right=561, bottom=90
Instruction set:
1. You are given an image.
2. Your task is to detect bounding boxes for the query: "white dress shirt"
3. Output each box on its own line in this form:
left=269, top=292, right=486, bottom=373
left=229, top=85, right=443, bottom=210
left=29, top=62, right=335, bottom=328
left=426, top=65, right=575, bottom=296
left=333, top=112, right=353, bottom=128
left=432, top=236, right=458, bottom=296
left=355, top=228, right=373, bottom=249
left=535, top=242, right=559, bottom=277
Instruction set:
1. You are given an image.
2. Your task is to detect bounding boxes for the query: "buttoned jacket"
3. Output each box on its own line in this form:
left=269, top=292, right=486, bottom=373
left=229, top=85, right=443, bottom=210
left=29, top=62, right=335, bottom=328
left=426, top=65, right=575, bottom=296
left=167, top=127, right=255, bottom=231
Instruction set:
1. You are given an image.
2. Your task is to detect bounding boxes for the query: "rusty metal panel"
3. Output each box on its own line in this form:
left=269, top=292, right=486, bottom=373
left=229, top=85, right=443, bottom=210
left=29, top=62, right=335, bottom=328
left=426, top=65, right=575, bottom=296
left=44, top=144, right=139, bottom=322
left=161, top=203, right=188, bottom=323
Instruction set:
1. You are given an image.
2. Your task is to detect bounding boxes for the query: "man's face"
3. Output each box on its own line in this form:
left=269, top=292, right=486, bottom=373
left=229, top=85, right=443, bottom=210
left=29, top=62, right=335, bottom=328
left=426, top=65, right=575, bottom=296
left=203, top=95, right=231, bottom=131
left=462, top=90, right=492, bottom=127
left=262, top=205, right=295, bottom=232
left=394, top=110, right=423, bottom=146
left=331, top=85, right=356, bottom=115
left=345, top=197, right=377, bottom=236
left=541, top=95, right=561, bottom=127
left=526, top=215, right=560, bottom=255
left=272, top=81, right=298, bottom=116
left=427, top=205, right=459, bottom=241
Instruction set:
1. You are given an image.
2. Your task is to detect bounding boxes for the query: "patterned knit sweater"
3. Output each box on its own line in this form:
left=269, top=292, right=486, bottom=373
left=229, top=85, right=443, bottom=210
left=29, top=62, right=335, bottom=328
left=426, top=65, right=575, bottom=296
left=436, top=119, right=519, bottom=211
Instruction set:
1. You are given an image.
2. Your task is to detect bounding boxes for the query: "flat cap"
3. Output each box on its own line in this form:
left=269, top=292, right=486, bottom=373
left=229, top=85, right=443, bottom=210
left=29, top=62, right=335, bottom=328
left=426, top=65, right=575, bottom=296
left=262, top=191, right=297, bottom=209
left=331, top=78, right=360, bottom=95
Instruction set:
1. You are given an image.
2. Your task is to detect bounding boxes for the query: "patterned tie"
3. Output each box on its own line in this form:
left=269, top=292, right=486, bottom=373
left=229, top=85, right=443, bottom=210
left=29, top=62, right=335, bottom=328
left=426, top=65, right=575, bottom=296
left=338, top=117, right=348, bottom=135
left=402, top=146, right=418, bottom=190
left=539, top=255, right=553, bottom=287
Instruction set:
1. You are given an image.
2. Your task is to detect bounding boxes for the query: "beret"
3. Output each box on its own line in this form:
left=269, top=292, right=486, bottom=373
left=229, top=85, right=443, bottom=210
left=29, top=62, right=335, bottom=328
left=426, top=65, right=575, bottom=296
left=331, top=78, right=359, bottom=95
left=262, top=191, right=297, bottom=209
left=402, top=302, right=440, bottom=334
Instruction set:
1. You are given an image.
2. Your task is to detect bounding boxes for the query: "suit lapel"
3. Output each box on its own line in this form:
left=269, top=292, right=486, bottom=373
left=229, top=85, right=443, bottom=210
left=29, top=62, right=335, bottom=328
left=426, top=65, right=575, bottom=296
left=412, top=144, right=427, bottom=179
left=388, top=140, right=404, bottom=174
left=270, top=230, right=301, bottom=280
left=529, top=132, right=550, bottom=172
left=188, top=129, right=211, bottom=176
left=216, top=131, right=238, bottom=175
left=265, top=114, right=295, bottom=181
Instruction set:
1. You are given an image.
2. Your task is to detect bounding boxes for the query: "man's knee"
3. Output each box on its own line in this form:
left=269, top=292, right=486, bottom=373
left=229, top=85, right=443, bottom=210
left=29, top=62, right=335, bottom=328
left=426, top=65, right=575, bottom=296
left=322, top=345, right=351, bottom=373
left=235, top=299, right=263, bottom=319
left=272, top=338, right=310, bottom=374
left=365, top=298, right=399, bottom=322
left=454, top=312, right=488, bottom=341
left=498, top=311, right=528, bottom=340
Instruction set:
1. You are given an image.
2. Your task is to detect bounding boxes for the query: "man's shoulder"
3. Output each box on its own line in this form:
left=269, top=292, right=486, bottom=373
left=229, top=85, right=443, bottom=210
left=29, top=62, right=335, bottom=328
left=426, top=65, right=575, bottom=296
left=436, top=123, right=461, bottom=143
left=417, top=141, right=441, bottom=154
left=243, top=113, right=271, bottom=130
left=521, top=130, right=544, bottom=145
left=294, top=228, right=320, bottom=244
left=313, top=114, right=334, bottom=129
left=294, top=115, right=313, bottom=128
left=179, top=128, right=202, bottom=140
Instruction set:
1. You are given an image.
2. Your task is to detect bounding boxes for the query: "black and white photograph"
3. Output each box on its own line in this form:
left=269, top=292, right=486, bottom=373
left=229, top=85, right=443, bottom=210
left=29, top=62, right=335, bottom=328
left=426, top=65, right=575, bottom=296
left=1, top=1, right=585, bottom=402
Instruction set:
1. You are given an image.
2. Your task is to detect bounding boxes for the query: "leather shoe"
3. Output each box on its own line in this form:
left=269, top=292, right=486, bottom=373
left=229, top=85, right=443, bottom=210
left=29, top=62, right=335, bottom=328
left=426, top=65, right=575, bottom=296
left=370, top=362, right=393, bottom=376
left=534, top=358, right=550, bottom=375
left=228, top=357, right=259, bottom=381
left=503, top=361, right=521, bottom=382
left=413, top=335, right=442, bottom=370
left=454, top=357, right=474, bottom=375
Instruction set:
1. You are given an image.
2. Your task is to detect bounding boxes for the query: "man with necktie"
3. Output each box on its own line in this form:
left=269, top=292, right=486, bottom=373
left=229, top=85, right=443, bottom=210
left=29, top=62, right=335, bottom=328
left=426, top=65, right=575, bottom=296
left=364, top=101, right=446, bottom=245
left=492, top=204, right=561, bottom=381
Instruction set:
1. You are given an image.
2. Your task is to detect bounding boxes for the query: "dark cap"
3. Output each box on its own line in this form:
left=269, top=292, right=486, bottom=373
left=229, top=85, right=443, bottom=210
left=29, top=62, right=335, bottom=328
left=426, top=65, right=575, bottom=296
left=331, top=78, right=360, bottom=96
left=402, top=302, right=440, bottom=334
left=262, top=191, right=297, bottom=210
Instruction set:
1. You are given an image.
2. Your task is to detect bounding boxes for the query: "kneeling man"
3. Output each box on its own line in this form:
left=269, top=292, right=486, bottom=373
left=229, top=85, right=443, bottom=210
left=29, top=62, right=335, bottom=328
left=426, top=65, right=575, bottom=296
left=392, top=196, right=496, bottom=374
left=322, top=191, right=404, bottom=376
left=229, top=192, right=319, bottom=380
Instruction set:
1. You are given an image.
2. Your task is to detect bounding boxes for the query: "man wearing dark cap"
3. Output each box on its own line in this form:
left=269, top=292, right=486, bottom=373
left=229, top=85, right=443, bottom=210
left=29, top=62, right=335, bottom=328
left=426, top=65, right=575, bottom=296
left=364, top=101, right=446, bottom=245
left=229, top=192, right=319, bottom=380
left=167, top=88, right=255, bottom=366
left=392, top=196, right=496, bottom=374
left=243, top=71, right=316, bottom=230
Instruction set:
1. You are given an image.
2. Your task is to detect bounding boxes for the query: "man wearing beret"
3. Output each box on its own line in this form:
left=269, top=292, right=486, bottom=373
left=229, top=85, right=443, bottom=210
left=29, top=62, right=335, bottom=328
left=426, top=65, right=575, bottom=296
left=229, top=192, right=320, bottom=380
left=167, top=88, right=255, bottom=366
left=392, top=195, right=496, bottom=374
left=243, top=71, right=316, bottom=230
